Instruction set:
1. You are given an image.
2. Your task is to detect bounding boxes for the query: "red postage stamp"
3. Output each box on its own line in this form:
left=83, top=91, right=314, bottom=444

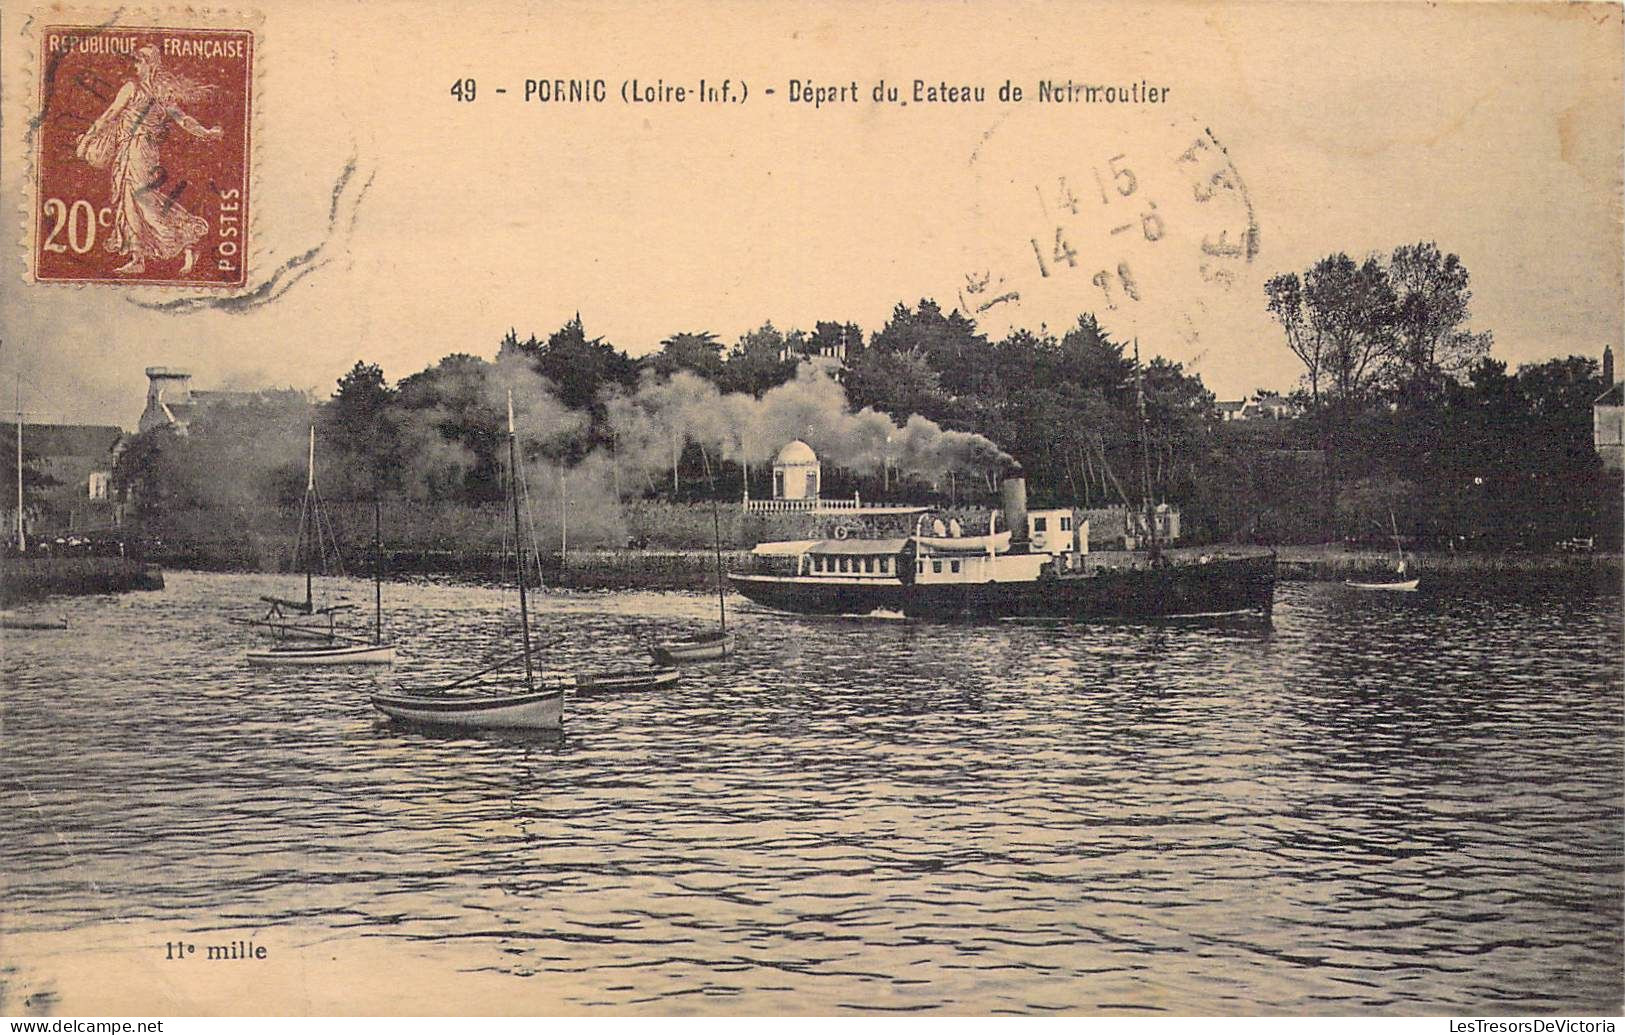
left=33, top=24, right=253, bottom=287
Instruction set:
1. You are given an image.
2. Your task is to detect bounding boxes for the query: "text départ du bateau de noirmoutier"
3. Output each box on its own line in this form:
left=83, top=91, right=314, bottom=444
left=517, top=77, right=1171, bottom=107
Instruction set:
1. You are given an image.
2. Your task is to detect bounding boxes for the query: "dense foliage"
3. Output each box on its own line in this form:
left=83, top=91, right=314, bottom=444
left=112, top=240, right=1618, bottom=548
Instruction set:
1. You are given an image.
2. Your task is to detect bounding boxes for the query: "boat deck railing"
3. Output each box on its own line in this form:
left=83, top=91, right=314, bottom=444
left=1054, top=547, right=1274, bottom=578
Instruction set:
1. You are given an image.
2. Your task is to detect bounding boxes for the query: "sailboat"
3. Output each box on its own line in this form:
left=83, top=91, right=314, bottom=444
left=650, top=483, right=733, bottom=664
left=1344, top=511, right=1421, bottom=592
left=369, top=391, right=562, bottom=729
left=247, top=498, right=396, bottom=665
left=242, top=426, right=395, bottom=665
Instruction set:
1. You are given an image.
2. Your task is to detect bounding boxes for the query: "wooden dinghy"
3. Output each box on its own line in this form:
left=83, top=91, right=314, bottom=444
left=248, top=639, right=396, bottom=666
left=1344, top=576, right=1421, bottom=592
left=0, top=611, right=67, bottom=630
left=1346, top=512, right=1421, bottom=592
left=370, top=684, right=564, bottom=730
left=372, top=392, right=568, bottom=731
left=246, top=432, right=397, bottom=666
left=649, top=629, right=731, bottom=665
left=371, top=666, right=674, bottom=729
left=650, top=482, right=734, bottom=666
left=573, top=666, right=681, bottom=695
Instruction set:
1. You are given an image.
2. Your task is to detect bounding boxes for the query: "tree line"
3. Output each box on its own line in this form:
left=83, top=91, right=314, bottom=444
left=111, top=240, right=1618, bottom=549
left=1265, top=242, right=1616, bottom=546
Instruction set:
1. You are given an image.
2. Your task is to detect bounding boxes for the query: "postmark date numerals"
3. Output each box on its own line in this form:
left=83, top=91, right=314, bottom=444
left=1030, top=227, right=1079, bottom=279
left=1091, top=262, right=1140, bottom=310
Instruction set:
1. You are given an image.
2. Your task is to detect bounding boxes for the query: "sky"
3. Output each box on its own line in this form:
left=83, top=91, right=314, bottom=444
left=2, top=0, right=1620, bottom=430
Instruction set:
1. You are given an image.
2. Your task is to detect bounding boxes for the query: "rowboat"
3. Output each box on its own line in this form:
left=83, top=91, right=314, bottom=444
left=1344, top=576, right=1420, bottom=592
left=650, top=629, right=731, bottom=665
left=248, top=640, right=396, bottom=666
left=915, top=529, right=1012, bottom=553
left=574, top=666, right=681, bottom=694
left=1345, top=513, right=1420, bottom=592
left=0, top=611, right=67, bottom=630
left=371, top=663, right=676, bottom=728
left=371, top=685, right=564, bottom=729
left=650, top=478, right=734, bottom=664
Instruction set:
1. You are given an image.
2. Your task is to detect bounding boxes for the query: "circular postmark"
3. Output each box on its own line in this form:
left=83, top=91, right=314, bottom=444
left=949, top=109, right=1262, bottom=365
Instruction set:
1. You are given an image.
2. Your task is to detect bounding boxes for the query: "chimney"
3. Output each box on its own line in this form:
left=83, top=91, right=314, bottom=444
left=1605, top=344, right=1616, bottom=386
left=1001, top=473, right=1028, bottom=544
left=145, top=366, right=192, bottom=405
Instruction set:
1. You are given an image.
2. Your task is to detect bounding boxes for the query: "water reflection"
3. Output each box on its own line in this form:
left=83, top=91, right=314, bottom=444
left=0, top=572, right=1619, bottom=1014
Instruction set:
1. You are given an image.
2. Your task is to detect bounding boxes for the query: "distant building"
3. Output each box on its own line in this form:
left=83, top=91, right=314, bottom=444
left=138, top=367, right=307, bottom=434
left=781, top=339, right=848, bottom=366
left=1217, top=392, right=1301, bottom=422
left=1595, top=351, right=1622, bottom=472
left=2, top=421, right=125, bottom=538
left=1249, top=392, right=1300, bottom=420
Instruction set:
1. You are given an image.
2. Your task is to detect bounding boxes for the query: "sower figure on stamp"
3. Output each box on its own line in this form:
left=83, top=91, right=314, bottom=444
left=74, top=45, right=223, bottom=276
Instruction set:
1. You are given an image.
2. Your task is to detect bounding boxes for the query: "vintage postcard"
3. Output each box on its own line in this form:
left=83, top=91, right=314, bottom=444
left=1, top=0, right=1620, bottom=1020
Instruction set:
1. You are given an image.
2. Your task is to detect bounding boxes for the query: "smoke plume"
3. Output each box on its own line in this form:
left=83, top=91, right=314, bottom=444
left=594, top=365, right=1012, bottom=485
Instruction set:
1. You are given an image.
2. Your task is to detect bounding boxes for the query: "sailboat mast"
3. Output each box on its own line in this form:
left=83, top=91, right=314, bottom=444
left=304, top=423, right=315, bottom=611
left=711, top=491, right=727, bottom=647
left=508, top=392, right=535, bottom=686
left=373, top=498, right=383, bottom=647
left=1133, top=338, right=1156, bottom=553
left=15, top=374, right=24, bottom=554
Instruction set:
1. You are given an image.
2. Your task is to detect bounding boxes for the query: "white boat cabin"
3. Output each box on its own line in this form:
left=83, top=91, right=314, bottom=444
left=1026, top=508, right=1085, bottom=554
left=753, top=503, right=1091, bottom=587
left=798, top=537, right=907, bottom=579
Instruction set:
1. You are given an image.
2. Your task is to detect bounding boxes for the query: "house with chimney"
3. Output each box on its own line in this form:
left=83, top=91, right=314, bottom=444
left=138, top=367, right=308, bottom=435
left=3, top=420, right=125, bottom=541
left=1216, top=391, right=1301, bottom=422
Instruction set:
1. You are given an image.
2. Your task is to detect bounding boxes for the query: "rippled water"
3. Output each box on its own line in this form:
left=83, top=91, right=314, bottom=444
left=2, top=571, right=1620, bottom=1015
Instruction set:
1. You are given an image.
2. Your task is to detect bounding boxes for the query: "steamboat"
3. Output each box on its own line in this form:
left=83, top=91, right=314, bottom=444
left=728, top=475, right=1276, bottom=623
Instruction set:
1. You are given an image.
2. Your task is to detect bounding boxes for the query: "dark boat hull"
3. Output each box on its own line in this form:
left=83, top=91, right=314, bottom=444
left=728, top=574, right=906, bottom=615
left=730, top=553, right=1276, bottom=623
left=571, top=667, right=681, bottom=694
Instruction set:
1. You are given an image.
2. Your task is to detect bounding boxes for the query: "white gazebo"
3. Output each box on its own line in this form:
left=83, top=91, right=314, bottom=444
left=773, top=439, right=820, bottom=500
left=744, top=439, right=872, bottom=513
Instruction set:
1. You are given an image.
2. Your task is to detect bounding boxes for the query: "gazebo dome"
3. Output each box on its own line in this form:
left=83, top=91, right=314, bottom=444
left=775, top=439, right=818, bottom=466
